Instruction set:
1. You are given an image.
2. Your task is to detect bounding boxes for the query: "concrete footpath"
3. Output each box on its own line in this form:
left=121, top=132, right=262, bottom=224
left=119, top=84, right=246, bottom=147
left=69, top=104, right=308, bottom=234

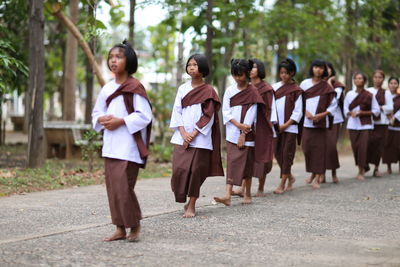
left=0, top=156, right=399, bottom=266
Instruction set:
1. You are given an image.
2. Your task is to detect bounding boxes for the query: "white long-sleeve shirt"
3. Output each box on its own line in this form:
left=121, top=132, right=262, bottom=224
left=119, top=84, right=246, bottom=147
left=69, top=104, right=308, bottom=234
left=92, top=79, right=152, bottom=164
left=223, top=84, right=257, bottom=146
left=366, top=87, right=393, bottom=125
left=170, top=81, right=215, bottom=150
left=343, top=89, right=380, bottom=130
left=272, top=81, right=303, bottom=134
left=299, top=78, right=338, bottom=128
left=389, top=93, right=400, bottom=131
left=332, top=87, right=344, bottom=124
left=268, top=93, right=278, bottom=138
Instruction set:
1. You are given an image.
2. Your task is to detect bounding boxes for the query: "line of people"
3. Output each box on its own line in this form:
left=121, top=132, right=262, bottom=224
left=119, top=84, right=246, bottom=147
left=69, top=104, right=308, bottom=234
left=92, top=41, right=400, bottom=242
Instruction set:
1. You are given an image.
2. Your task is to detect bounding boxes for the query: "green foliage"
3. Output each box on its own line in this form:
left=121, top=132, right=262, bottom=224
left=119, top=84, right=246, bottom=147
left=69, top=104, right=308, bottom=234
left=150, top=143, right=173, bottom=163
left=79, top=130, right=102, bottom=172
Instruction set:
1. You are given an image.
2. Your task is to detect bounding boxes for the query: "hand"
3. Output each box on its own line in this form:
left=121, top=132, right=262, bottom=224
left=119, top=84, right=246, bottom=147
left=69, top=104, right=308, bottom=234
left=305, top=111, right=314, bottom=120
left=312, top=113, right=325, bottom=123
left=182, top=141, right=189, bottom=149
left=237, top=133, right=245, bottom=149
left=188, top=129, right=199, bottom=140
left=101, top=116, right=125, bottom=130
left=351, top=111, right=358, bottom=118
left=179, top=128, right=193, bottom=143
left=238, top=123, right=252, bottom=134
left=98, top=115, right=113, bottom=124
left=279, top=124, right=288, bottom=133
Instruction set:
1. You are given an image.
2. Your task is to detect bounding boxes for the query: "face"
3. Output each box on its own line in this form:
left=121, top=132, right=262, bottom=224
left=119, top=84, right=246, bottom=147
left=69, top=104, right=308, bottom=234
left=353, top=74, right=365, bottom=87
left=108, top=48, right=126, bottom=74
left=233, top=73, right=248, bottom=85
left=186, top=58, right=202, bottom=78
left=250, top=63, right=258, bottom=79
left=327, top=67, right=332, bottom=77
left=312, top=66, right=325, bottom=78
left=279, top=67, right=292, bottom=83
left=388, top=79, right=399, bottom=93
left=373, top=72, right=384, bottom=88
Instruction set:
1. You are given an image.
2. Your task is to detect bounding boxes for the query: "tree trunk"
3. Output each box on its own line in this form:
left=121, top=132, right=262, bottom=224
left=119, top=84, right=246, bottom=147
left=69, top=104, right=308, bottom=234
left=62, top=0, right=78, bottom=121
left=85, top=4, right=95, bottom=124
left=129, top=0, right=136, bottom=46
left=176, top=39, right=184, bottom=86
left=275, top=35, right=288, bottom=81
left=205, top=0, right=213, bottom=84
left=27, top=0, right=45, bottom=168
left=344, top=0, right=358, bottom=91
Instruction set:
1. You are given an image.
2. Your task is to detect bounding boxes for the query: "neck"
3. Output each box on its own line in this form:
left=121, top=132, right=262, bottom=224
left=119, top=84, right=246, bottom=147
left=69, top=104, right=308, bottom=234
left=356, top=86, right=364, bottom=93
left=282, top=79, right=293, bottom=85
left=237, top=81, right=248, bottom=90
left=312, top=76, right=322, bottom=83
left=375, top=85, right=382, bottom=90
left=251, top=77, right=262, bottom=85
left=191, top=76, right=204, bottom=87
left=115, top=72, right=129, bottom=84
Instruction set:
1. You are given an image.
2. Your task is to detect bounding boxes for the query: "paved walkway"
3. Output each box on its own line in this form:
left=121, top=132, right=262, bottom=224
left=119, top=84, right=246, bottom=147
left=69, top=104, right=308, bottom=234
left=0, top=156, right=399, bottom=266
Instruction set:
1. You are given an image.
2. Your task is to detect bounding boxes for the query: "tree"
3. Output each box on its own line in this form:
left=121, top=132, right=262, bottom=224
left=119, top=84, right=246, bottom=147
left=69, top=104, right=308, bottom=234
left=27, top=0, right=45, bottom=167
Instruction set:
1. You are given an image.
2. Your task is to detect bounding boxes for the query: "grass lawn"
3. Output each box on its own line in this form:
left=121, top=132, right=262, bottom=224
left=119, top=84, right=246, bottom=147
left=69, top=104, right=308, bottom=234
left=0, top=144, right=171, bottom=197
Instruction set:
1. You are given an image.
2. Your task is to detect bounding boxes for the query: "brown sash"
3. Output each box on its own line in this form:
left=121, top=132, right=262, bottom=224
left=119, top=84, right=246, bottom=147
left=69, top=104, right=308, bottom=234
left=105, top=77, right=152, bottom=167
left=254, top=81, right=274, bottom=163
left=331, top=79, right=345, bottom=117
left=303, top=80, right=335, bottom=128
left=348, top=89, right=373, bottom=125
left=181, top=83, right=224, bottom=177
left=373, top=88, right=386, bottom=120
left=393, top=95, right=400, bottom=127
left=275, top=82, right=303, bottom=124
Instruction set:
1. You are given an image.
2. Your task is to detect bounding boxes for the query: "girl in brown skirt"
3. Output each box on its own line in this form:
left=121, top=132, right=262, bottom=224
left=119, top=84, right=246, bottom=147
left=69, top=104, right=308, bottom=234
left=232, top=58, right=277, bottom=197
left=344, top=72, right=380, bottom=180
left=272, top=58, right=303, bottom=194
left=300, top=59, right=337, bottom=189
left=322, top=62, right=345, bottom=183
left=383, top=77, right=400, bottom=174
left=214, top=59, right=264, bottom=205
left=170, top=54, right=224, bottom=218
left=366, top=70, right=393, bottom=176
left=92, top=40, right=152, bottom=242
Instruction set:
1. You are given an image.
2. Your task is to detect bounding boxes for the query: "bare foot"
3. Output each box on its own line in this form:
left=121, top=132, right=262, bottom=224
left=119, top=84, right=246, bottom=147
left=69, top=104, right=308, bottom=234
left=356, top=174, right=365, bottom=180
left=256, top=190, right=267, bottom=197
left=126, top=226, right=140, bottom=242
left=214, top=197, right=231, bottom=206
left=231, top=189, right=244, bottom=197
left=273, top=187, right=285, bottom=194
left=183, top=206, right=196, bottom=218
left=373, top=170, right=382, bottom=177
left=332, top=176, right=339, bottom=183
left=319, top=175, right=326, bottom=184
left=103, top=230, right=126, bottom=242
left=242, top=196, right=252, bottom=204
left=305, top=175, right=315, bottom=184
left=311, top=180, right=320, bottom=189
left=285, top=176, right=296, bottom=192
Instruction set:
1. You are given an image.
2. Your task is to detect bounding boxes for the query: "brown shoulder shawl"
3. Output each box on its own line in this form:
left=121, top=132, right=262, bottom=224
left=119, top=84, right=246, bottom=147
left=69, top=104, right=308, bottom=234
left=181, top=83, right=224, bottom=177
left=393, top=94, right=400, bottom=126
left=348, top=89, right=373, bottom=125
left=105, top=76, right=152, bottom=168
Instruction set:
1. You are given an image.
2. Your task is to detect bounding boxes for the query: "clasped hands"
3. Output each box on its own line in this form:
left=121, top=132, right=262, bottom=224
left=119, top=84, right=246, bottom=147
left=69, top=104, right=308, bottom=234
left=98, top=115, right=125, bottom=130
left=237, top=123, right=251, bottom=149
left=180, top=127, right=199, bottom=149
left=305, top=110, right=326, bottom=122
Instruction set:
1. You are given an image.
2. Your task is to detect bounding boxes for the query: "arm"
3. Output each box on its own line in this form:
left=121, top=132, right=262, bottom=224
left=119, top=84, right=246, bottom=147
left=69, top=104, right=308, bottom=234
left=280, top=95, right=302, bottom=132
left=91, top=89, right=109, bottom=132
left=381, top=90, right=394, bottom=114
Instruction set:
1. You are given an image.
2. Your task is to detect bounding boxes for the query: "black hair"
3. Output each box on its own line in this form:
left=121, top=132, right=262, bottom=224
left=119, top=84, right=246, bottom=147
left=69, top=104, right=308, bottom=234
left=230, top=59, right=253, bottom=79
left=373, top=69, right=385, bottom=79
left=308, top=59, right=329, bottom=78
left=278, top=58, right=297, bottom=76
left=388, top=76, right=399, bottom=84
left=353, top=71, right=367, bottom=84
left=185, top=54, right=209, bottom=77
left=326, top=61, right=336, bottom=77
left=250, top=58, right=266, bottom=79
left=107, top=39, right=138, bottom=75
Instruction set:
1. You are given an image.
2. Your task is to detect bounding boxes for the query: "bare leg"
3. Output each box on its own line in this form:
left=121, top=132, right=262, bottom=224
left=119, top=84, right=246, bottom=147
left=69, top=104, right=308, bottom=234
left=305, top=173, right=315, bottom=184
left=214, top=184, right=232, bottom=206
left=373, top=165, right=382, bottom=177
left=183, top=197, right=197, bottom=218
left=256, top=176, right=267, bottom=197
left=103, top=225, right=126, bottom=242
left=312, top=174, right=321, bottom=189
left=356, top=166, right=365, bottom=180
left=231, top=180, right=245, bottom=197
left=274, top=175, right=287, bottom=194
left=126, top=225, right=141, bottom=242
left=332, top=169, right=339, bottom=183
left=386, top=164, right=392, bottom=175
left=285, top=174, right=296, bottom=191
left=319, top=173, right=326, bottom=183
left=242, top=178, right=252, bottom=204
